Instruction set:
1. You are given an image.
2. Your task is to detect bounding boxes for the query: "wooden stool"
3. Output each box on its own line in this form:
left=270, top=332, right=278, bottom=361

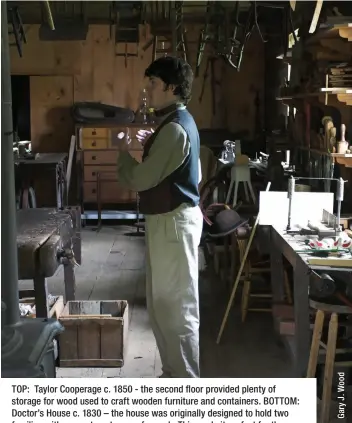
left=235, top=233, right=292, bottom=322
left=307, top=300, right=352, bottom=423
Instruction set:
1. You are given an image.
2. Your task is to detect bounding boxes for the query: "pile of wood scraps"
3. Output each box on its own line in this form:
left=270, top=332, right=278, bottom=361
left=305, top=61, right=352, bottom=92
left=306, top=21, right=352, bottom=97
left=327, top=62, right=352, bottom=88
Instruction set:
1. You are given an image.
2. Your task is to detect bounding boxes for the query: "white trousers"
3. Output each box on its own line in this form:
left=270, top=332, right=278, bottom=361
left=145, top=204, right=203, bottom=378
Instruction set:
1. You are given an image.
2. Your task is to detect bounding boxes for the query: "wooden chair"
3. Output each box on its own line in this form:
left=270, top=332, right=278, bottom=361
left=307, top=300, right=352, bottom=423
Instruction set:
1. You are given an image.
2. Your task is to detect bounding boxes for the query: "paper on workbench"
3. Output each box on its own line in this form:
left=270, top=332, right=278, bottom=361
left=258, top=191, right=334, bottom=228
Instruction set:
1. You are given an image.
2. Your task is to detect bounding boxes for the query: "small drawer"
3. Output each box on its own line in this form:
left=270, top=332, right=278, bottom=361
left=83, top=181, right=136, bottom=203
left=84, top=166, right=117, bottom=182
left=82, top=138, right=108, bottom=149
left=81, top=128, right=108, bottom=138
left=84, top=150, right=118, bottom=165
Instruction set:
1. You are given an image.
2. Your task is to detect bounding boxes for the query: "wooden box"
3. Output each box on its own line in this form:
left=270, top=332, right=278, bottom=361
left=58, top=300, right=128, bottom=368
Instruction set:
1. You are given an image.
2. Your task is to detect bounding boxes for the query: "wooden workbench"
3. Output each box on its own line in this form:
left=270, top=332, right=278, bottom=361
left=17, top=207, right=81, bottom=318
left=270, top=226, right=352, bottom=377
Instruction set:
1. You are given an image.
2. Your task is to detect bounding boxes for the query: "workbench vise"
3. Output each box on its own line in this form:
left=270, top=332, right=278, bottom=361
left=1, top=300, right=64, bottom=378
left=309, top=271, right=352, bottom=306
left=57, top=247, right=80, bottom=267
left=309, top=271, right=337, bottom=299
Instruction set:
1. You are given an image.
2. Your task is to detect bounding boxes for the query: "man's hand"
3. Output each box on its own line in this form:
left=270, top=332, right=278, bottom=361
left=117, top=130, right=131, bottom=151
left=136, top=128, right=155, bottom=146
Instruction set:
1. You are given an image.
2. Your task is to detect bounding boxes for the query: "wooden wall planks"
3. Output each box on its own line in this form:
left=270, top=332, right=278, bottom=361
left=10, top=24, right=265, bottom=152
left=30, top=76, right=74, bottom=152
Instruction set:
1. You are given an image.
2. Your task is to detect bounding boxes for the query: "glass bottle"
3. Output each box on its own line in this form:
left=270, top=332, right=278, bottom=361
left=136, top=88, right=148, bottom=124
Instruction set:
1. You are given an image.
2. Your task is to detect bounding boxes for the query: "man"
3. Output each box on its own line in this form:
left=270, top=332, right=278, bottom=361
left=117, top=56, right=203, bottom=378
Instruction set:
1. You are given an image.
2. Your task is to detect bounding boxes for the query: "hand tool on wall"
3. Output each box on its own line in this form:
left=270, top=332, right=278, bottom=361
left=66, top=135, right=76, bottom=197
left=210, top=57, right=217, bottom=116
left=195, top=3, right=212, bottom=77
left=198, top=58, right=210, bottom=104
left=224, top=2, right=255, bottom=71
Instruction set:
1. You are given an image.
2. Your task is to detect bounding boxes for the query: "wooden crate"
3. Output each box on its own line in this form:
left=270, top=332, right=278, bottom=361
left=58, top=300, right=128, bottom=368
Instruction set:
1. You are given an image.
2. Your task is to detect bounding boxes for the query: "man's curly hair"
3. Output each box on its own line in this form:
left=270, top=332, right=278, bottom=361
left=144, top=56, right=193, bottom=104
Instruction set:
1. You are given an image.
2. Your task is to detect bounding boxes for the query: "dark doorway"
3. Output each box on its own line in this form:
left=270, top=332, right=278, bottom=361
left=11, top=75, right=30, bottom=141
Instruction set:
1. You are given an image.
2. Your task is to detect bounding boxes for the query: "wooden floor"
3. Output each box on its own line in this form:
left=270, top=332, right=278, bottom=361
left=20, top=225, right=293, bottom=378
left=19, top=224, right=348, bottom=421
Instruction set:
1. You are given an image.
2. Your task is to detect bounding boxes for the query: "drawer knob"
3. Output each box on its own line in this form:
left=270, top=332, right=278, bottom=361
left=92, top=188, right=96, bottom=194
left=92, top=130, right=96, bottom=136
left=92, top=156, right=96, bottom=160
left=92, top=172, right=96, bottom=176
left=92, top=140, right=96, bottom=146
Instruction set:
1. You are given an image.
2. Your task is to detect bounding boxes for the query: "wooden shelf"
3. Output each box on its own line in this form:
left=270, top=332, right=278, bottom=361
left=277, top=23, right=352, bottom=59
left=306, top=23, right=352, bottom=44
left=277, top=88, right=352, bottom=106
left=319, top=88, right=352, bottom=106
left=331, top=153, right=352, bottom=168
